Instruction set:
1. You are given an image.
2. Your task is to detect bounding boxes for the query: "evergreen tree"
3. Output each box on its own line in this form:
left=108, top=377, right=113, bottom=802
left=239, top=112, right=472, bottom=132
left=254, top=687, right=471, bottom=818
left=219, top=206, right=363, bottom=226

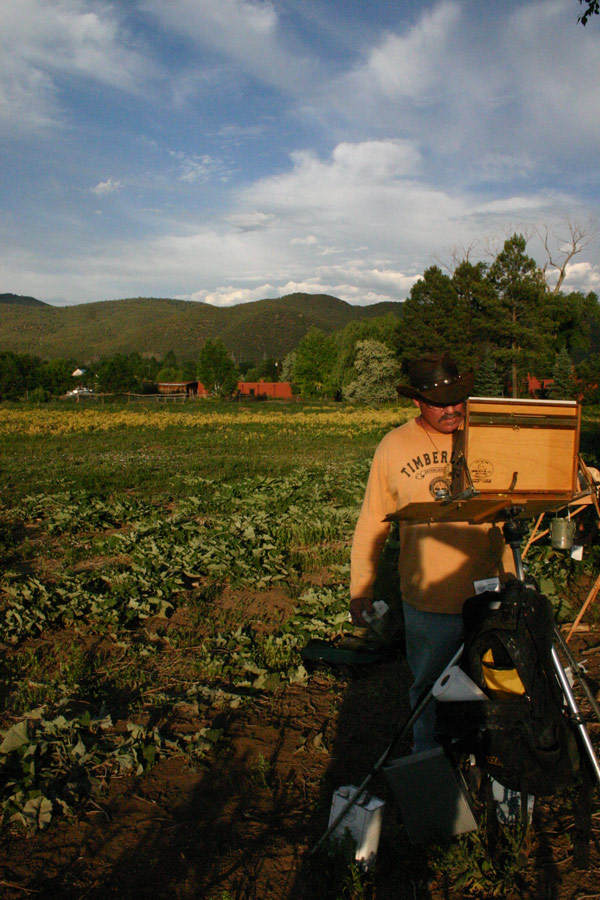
left=397, top=266, right=466, bottom=368
left=550, top=349, right=576, bottom=400
left=546, top=291, right=600, bottom=361
left=474, top=348, right=503, bottom=397
left=485, top=235, right=551, bottom=397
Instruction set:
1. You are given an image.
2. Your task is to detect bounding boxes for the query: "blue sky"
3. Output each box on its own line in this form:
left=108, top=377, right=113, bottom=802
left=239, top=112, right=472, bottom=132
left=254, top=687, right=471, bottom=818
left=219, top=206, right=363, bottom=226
left=2, top=0, right=600, bottom=307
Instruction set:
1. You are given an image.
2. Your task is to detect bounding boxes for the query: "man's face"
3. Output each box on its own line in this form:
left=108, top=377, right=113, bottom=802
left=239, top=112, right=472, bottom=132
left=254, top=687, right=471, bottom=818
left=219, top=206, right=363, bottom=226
left=413, top=398, right=466, bottom=434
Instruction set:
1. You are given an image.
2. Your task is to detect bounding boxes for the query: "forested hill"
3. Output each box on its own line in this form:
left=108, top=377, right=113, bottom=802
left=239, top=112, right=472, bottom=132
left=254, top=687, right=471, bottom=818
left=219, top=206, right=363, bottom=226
left=0, top=293, right=50, bottom=308
left=0, top=292, right=402, bottom=363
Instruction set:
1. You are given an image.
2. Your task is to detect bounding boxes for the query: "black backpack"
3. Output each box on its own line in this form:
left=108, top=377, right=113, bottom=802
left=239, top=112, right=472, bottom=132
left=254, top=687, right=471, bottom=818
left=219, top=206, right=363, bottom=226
left=436, top=580, right=580, bottom=795
left=435, top=580, right=594, bottom=864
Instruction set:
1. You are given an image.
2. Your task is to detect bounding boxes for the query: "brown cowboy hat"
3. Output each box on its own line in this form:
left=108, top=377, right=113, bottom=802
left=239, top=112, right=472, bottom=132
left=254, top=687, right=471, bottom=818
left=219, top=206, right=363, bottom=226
left=396, top=352, right=474, bottom=405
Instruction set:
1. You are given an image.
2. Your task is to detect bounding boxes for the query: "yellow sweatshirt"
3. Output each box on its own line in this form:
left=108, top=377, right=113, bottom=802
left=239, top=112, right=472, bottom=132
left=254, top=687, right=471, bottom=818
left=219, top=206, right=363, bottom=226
left=350, top=416, right=515, bottom=613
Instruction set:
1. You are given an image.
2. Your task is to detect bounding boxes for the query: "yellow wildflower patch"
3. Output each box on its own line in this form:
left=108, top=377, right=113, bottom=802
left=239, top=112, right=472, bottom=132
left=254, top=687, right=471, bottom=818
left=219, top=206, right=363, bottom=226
left=0, top=405, right=415, bottom=437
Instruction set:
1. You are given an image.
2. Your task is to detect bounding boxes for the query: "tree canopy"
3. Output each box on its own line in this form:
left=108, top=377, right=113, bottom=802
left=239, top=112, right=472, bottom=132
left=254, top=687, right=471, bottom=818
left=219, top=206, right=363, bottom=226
left=197, top=339, right=238, bottom=397
left=396, top=233, right=599, bottom=399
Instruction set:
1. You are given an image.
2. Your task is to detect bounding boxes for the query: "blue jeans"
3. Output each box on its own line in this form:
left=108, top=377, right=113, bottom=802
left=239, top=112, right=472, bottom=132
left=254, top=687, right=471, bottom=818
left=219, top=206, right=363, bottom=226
left=403, top=602, right=464, bottom=753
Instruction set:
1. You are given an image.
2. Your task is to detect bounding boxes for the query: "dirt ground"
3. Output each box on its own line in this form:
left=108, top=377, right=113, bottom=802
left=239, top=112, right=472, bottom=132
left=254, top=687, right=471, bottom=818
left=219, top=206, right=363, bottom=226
left=0, top=613, right=599, bottom=900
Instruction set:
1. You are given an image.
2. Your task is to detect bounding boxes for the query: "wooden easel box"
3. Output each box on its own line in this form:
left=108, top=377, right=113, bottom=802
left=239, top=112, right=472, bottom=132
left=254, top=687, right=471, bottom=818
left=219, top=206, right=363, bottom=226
left=454, top=397, right=581, bottom=497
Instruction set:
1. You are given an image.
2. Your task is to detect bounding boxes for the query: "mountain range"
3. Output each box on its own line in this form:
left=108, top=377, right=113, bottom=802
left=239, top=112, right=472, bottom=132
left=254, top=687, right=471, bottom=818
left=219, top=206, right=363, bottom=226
left=0, top=292, right=403, bottom=364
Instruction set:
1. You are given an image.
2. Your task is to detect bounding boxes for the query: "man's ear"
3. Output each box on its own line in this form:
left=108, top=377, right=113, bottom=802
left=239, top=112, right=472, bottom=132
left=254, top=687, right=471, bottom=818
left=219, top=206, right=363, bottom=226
left=412, top=399, right=421, bottom=409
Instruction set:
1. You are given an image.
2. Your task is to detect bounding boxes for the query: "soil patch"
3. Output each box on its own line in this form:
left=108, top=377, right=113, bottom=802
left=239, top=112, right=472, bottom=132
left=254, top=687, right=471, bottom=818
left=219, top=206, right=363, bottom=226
left=1, top=620, right=599, bottom=899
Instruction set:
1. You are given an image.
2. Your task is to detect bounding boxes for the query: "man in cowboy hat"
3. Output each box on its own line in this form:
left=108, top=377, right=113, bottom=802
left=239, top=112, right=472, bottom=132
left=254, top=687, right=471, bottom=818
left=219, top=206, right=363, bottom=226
left=350, top=352, right=514, bottom=751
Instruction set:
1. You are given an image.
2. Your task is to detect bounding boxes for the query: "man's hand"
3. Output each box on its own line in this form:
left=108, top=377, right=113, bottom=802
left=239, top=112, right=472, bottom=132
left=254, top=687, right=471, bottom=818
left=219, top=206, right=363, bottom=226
left=350, top=596, right=374, bottom=626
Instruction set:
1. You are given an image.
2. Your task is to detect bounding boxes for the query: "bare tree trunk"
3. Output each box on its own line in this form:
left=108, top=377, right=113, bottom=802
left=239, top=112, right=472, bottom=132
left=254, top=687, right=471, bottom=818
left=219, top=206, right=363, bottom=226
left=511, top=305, right=518, bottom=397
left=538, top=220, right=594, bottom=294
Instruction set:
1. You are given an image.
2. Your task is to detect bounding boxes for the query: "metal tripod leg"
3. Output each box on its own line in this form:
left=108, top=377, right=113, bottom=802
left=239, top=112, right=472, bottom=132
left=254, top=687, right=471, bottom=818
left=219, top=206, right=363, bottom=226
left=309, top=644, right=464, bottom=856
left=505, top=518, right=600, bottom=787
left=554, top=625, right=600, bottom=726
left=551, top=644, right=600, bottom=786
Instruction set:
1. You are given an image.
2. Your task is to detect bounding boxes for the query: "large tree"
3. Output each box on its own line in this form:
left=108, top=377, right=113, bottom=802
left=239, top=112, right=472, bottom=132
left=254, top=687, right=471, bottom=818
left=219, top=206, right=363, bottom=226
left=0, top=352, right=40, bottom=401
left=550, top=349, right=576, bottom=400
left=38, top=358, right=77, bottom=397
left=397, top=266, right=472, bottom=368
left=396, top=261, right=493, bottom=374
left=197, top=339, right=238, bottom=396
left=484, top=235, right=551, bottom=397
left=343, top=339, right=401, bottom=403
left=545, top=290, right=600, bottom=361
left=291, top=327, right=336, bottom=398
left=332, top=313, right=400, bottom=395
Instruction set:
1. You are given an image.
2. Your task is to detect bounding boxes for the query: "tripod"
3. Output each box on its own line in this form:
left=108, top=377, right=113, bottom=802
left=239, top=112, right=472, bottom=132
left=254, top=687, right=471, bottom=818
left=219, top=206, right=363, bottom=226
left=311, top=509, right=600, bottom=856
left=501, top=508, right=600, bottom=786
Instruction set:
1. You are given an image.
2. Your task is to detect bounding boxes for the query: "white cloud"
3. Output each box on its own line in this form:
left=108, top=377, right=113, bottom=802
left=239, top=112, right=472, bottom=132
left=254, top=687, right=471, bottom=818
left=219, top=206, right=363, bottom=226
left=0, top=0, right=155, bottom=131
left=142, top=0, right=317, bottom=93
left=225, top=212, right=276, bottom=232
left=185, top=283, right=277, bottom=306
left=318, top=0, right=600, bottom=167
left=364, top=0, right=462, bottom=103
left=3, top=0, right=600, bottom=311
left=555, top=260, right=600, bottom=293
left=291, top=235, right=318, bottom=246
left=169, top=150, right=231, bottom=184
left=91, top=177, right=123, bottom=196
left=4, top=129, right=599, bottom=307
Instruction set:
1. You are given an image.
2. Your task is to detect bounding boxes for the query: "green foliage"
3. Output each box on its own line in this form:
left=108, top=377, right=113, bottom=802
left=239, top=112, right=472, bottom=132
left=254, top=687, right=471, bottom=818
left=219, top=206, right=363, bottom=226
left=398, top=265, right=476, bottom=372
left=550, top=348, right=576, bottom=399
left=546, top=291, right=600, bottom=361
left=197, top=339, right=239, bottom=396
left=305, top=834, right=375, bottom=900
left=343, top=339, right=400, bottom=402
left=2, top=266, right=599, bottom=406
left=485, top=235, right=551, bottom=398
left=38, top=358, right=77, bottom=397
left=430, top=814, right=529, bottom=898
left=28, top=386, right=50, bottom=403
left=240, top=356, right=280, bottom=382
left=332, top=313, right=400, bottom=394
left=474, top=347, right=503, bottom=397
left=96, top=353, right=139, bottom=392
left=577, top=353, right=600, bottom=403
left=395, top=235, right=597, bottom=400
left=281, top=350, right=296, bottom=383
left=0, top=351, right=41, bottom=400
left=0, top=455, right=369, bottom=827
left=292, top=327, right=337, bottom=397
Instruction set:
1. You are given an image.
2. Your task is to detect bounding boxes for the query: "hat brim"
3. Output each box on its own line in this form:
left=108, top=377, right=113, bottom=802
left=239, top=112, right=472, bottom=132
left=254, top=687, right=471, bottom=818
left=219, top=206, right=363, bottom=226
left=396, top=371, right=475, bottom=405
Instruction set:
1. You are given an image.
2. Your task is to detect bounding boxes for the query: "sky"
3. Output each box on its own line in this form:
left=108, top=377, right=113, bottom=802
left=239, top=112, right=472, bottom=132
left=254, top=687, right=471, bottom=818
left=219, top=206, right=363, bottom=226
left=2, top=0, right=600, bottom=308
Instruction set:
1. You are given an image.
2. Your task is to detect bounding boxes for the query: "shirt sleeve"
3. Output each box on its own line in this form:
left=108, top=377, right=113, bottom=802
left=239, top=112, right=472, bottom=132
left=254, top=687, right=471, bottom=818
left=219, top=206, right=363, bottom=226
left=350, top=441, right=395, bottom=600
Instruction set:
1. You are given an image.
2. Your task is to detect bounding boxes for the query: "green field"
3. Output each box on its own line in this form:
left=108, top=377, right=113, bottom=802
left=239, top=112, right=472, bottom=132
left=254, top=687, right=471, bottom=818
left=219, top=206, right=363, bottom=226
left=1, top=401, right=599, bottom=898
left=0, top=404, right=409, bottom=823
